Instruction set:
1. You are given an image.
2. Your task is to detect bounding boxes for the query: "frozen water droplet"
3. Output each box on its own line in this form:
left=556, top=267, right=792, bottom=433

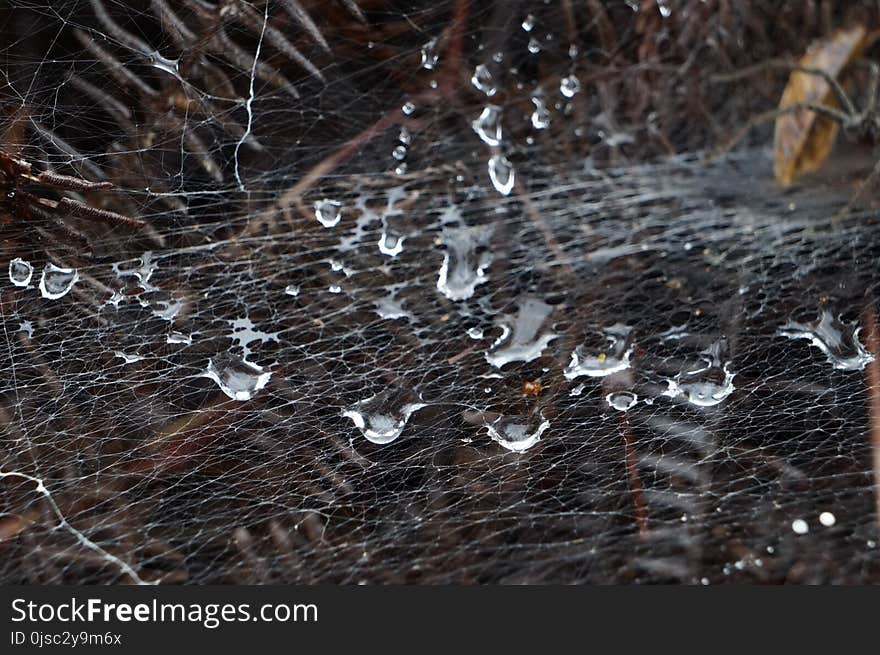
left=9, top=257, right=33, bottom=287
left=819, top=511, right=836, bottom=527
left=436, top=225, right=493, bottom=301
left=530, top=96, right=550, bottom=129
left=485, top=298, right=557, bottom=368
left=560, top=74, right=580, bottom=98
left=485, top=414, right=549, bottom=452
left=467, top=327, right=484, bottom=339
left=203, top=353, right=271, bottom=401
left=471, top=105, right=503, bottom=146
left=527, top=37, right=542, bottom=54
left=778, top=309, right=874, bottom=371
left=420, top=38, right=439, bottom=70
left=471, top=64, right=497, bottom=96
left=328, top=285, right=342, bottom=294
left=606, top=391, right=638, bottom=411
left=378, top=231, right=405, bottom=257
left=564, top=324, right=633, bottom=379
left=392, top=145, right=407, bottom=160
left=284, top=284, right=300, bottom=297
left=18, top=321, right=33, bottom=337
left=398, top=127, right=412, bottom=145
left=39, top=263, right=79, bottom=300
left=521, top=14, right=536, bottom=32
left=315, top=199, right=342, bottom=227
left=402, top=101, right=416, bottom=115
left=569, top=383, right=586, bottom=397
left=488, top=154, right=515, bottom=196
left=342, top=389, right=426, bottom=445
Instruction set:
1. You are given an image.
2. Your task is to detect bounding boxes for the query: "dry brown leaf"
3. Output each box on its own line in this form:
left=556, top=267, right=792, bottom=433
left=774, top=25, right=867, bottom=186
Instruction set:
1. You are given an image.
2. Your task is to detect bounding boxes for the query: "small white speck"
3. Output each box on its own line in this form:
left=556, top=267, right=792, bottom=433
left=791, top=518, right=809, bottom=535
left=819, top=511, right=836, bottom=527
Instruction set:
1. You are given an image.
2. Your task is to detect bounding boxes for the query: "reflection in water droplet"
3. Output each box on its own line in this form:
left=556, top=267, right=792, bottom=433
left=485, top=298, right=557, bottom=368
left=471, top=64, right=497, bottom=96
left=485, top=414, right=549, bottom=452
left=778, top=309, right=874, bottom=371
left=564, top=324, right=633, bottom=379
left=39, top=263, right=79, bottom=300
left=9, top=258, right=33, bottom=287
left=315, top=199, right=342, bottom=227
left=342, top=389, right=426, bottom=445
left=606, top=391, right=638, bottom=411
left=436, top=225, right=493, bottom=301
left=203, top=353, right=271, bottom=401
left=488, top=154, right=515, bottom=196
left=560, top=74, right=581, bottom=98
left=420, top=38, right=439, bottom=69
left=472, top=105, right=503, bottom=146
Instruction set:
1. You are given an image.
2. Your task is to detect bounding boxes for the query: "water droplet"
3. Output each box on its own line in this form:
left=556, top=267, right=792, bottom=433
left=527, top=37, right=542, bottom=54
left=662, top=341, right=736, bottom=407
left=115, top=351, right=145, bottom=364
left=398, top=127, right=412, bottom=145
left=819, top=511, right=836, bottom=527
left=203, top=353, right=271, bottom=401
left=402, top=101, right=416, bottom=115
left=167, top=332, right=192, bottom=345
left=471, top=64, right=497, bottom=96
left=315, top=199, right=342, bottom=227
left=392, top=145, right=407, bottom=160
left=436, top=225, right=493, bottom=301
left=471, top=105, right=503, bottom=146
left=560, top=74, right=581, bottom=98
left=9, top=257, right=33, bottom=287
left=485, top=414, right=549, bottom=452
left=488, top=154, right=515, bottom=196
left=564, top=324, right=633, bottom=379
left=778, top=309, right=874, bottom=371
left=342, top=389, right=426, bottom=445
left=420, top=38, right=439, bottom=70
left=378, top=231, right=405, bottom=257
left=39, top=263, right=79, bottom=300
left=569, top=383, right=586, bottom=397
left=284, top=285, right=300, bottom=297
left=791, top=519, right=809, bottom=535
left=606, top=391, right=638, bottom=411
left=530, top=96, right=550, bottom=129
left=521, top=14, right=536, bottom=31
left=467, top=327, right=484, bottom=339
left=485, top=298, right=557, bottom=368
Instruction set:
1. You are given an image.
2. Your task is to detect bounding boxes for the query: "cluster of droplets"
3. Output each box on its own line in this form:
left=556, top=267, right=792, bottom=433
left=8, top=258, right=79, bottom=300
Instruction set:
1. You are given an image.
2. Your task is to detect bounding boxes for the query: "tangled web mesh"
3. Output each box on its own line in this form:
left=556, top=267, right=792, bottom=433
left=1, top=0, right=880, bottom=583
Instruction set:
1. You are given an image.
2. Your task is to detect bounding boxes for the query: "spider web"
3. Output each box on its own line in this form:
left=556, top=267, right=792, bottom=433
left=1, top=0, right=880, bottom=584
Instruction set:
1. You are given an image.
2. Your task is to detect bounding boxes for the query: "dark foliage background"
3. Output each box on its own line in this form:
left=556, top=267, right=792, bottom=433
left=1, top=0, right=880, bottom=583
